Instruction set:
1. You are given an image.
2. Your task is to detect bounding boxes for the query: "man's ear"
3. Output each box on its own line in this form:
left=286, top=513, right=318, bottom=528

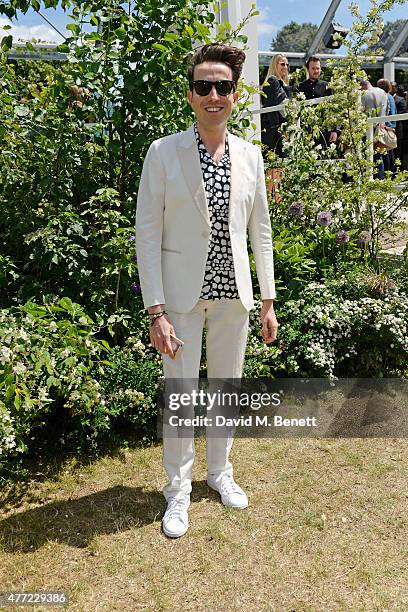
left=233, top=90, right=240, bottom=105
left=187, top=89, right=193, bottom=106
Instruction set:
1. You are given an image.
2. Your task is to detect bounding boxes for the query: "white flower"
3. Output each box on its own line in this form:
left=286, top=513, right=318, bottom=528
left=0, top=347, right=12, bottom=362
left=13, top=362, right=27, bottom=375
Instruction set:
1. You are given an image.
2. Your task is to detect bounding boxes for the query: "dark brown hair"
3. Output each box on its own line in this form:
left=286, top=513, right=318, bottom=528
left=187, top=43, right=246, bottom=90
left=306, top=55, right=321, bottom=68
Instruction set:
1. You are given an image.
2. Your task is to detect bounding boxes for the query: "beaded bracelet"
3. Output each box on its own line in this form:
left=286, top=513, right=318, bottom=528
left=149, top=310, right=167, bottom=326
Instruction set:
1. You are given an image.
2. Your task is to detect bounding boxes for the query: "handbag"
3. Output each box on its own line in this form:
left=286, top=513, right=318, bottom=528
left=373, top=95, right=397, bottom=151
left=374, top=124, right=397, bottom=151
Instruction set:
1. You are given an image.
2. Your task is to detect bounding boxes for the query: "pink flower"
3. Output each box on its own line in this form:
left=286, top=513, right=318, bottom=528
left=317, top=211, right=332, bottom=226
left=335, top=230, right=349, bottom=244
left=358, top=231, right=371, bottom=244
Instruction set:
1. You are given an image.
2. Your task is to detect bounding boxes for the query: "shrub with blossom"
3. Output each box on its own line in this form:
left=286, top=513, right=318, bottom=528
left=245, top=273, right=408, bottom=379
left=0, top=299, right=109, bottom=463
left=97, top=340, right=162, bottom=441
left=266, top=0, right=408, bottom=270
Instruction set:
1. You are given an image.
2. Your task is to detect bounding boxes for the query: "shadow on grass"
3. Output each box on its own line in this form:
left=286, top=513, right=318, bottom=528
left=0, top=485, right=164, bottom=552
left=191, top=479, right=220, bottom=504
left=0, top=427, right=161, bottom=511
left=0, top=480, right=220, bottom=552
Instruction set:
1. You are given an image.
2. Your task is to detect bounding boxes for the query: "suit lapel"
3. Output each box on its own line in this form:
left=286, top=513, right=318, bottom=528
left=177, top=125, right=249, bottom=227
left=228, top=133, right=248, bottom=224
left=177, top=126, right=210, bottom=227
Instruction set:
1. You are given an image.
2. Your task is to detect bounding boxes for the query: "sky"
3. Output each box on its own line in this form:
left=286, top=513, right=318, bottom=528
left=0, top=0, right=407, bottom=48
left=256, top=0, right=408, bottom=51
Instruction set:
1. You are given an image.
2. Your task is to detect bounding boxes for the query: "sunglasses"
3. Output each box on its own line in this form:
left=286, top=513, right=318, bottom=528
left=279, top=62, right=290, bottom=67
left=192, top=80, right=236, bottom=96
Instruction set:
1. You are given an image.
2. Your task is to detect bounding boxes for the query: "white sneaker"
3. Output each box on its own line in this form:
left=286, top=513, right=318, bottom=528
left=162, top=495, right=190, bottom=538
left=207, top=473, right=248, bottom=509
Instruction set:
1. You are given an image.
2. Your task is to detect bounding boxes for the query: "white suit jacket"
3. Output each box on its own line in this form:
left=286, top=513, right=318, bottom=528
left=135, top=124, right=275, bottom=313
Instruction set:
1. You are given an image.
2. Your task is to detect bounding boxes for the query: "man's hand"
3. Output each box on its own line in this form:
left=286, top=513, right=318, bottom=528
left=260, top=300, right=278, bottom=344
left=148, top=306, right=176, bottom=358
left=329, top=131, right=338, bottom=143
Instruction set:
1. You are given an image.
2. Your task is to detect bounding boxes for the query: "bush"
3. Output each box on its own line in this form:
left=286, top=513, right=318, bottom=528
left=0, top=0, right=256, bottom=343
left=97, top=336, right=162, bottom=441
left=0, top=298, right=109, bottom=466
left=245, top=269, right=408, bottom=379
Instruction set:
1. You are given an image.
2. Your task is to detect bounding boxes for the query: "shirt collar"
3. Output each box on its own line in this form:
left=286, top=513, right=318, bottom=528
left=194, top=123, right=229, bottom=155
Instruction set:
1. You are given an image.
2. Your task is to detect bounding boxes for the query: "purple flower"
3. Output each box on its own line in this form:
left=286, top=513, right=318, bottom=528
left=132, top=255, right=138, bottom=263
left=335, top=230, right=350, bottom=244
left=131, top=282, right=141, bottom=294
left=317, top=211, right=332, bottom=226
left=129, top=235, right=136, bottom=241
left=288, top=201, right=304, bottom=218
left=358, top=230, right=371, bottom=244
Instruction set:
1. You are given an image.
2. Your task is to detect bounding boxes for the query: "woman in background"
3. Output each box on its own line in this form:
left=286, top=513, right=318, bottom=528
left=261, top=54, right=292, bottom=158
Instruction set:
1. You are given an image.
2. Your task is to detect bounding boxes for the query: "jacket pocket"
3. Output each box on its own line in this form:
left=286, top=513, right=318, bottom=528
left=162, top=247, right=182, bottom=254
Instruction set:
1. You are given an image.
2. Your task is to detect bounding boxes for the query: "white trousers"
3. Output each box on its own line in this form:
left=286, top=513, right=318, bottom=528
left=162, top=299, right=249, bottom=500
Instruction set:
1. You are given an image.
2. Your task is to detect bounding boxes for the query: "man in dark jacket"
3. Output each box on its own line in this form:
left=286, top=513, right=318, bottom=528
left=298, top=56, right=338, bottom=147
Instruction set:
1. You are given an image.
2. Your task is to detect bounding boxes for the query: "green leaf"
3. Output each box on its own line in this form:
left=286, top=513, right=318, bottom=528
left=15, top=105, right=32, bottom=119
left=47, top=376, right=60, bottom=387
left=66, top=23, right=80, bottom=33
left=115, top=28, right=127, bottom=41
left=1, top=35, right=13, bottom=51
left=14, top=392, right=22, bottom=409
left=152, top=43, right=168, bottom=52
left=5, top=382, right=15, bottom=403
left=60, top=297, right=73, bottom=311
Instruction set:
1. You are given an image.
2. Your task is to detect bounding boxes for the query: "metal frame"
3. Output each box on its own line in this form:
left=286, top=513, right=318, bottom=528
left=383, top=19, right=408, bottom=82
left=384, top=20, right=408, bottom=62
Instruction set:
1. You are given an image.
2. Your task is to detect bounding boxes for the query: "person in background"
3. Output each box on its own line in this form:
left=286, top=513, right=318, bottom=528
left=261, top=53, right=292, bottom=158
left=360, top=79, right=388, bottom=179
left=393, top=84, right=407, bottom=171
left=298, top=56, right=339, bottom=148
left=377, top=78, right=397, bottom=173
left=403, top=88, right=408, bottom=171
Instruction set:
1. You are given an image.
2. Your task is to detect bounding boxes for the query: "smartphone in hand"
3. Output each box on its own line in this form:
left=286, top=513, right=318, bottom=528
left=170, top=334, right=184, bottom=359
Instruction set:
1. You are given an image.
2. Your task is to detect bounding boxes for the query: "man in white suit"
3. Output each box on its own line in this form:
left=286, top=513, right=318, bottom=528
left=136, top=43, right=277, bottom=538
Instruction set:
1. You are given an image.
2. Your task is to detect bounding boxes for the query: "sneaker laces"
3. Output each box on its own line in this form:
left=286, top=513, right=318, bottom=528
left=165, top=497, right=188, bottom=522
left=220, top=474, right=241, bottom=497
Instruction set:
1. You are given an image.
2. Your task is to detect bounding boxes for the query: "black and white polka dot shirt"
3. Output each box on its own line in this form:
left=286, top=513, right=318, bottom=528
left=194, top=124, right=239, bottom=300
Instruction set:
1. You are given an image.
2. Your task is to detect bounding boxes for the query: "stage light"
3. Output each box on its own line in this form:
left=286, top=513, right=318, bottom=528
left=323, top=22, right=349, bottom=49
